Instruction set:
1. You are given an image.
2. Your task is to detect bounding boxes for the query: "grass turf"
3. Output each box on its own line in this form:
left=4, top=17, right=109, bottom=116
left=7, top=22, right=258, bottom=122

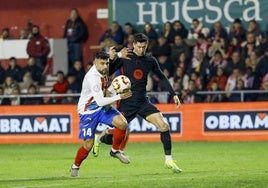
left=0, top=142, right=268, bottom=188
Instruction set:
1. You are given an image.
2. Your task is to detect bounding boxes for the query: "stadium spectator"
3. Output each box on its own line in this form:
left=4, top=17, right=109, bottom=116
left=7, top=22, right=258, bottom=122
left=65, top=74, right=80, bottom=93
left=225, top=51, right=246, bottom=76
left=241, top=32, right=263, bottom=60
left=0, top=86, right=11, bottom=105
left=123, top=33, right=134, bottom=50
left=52, top=70, right=69, bottom=102
left=207, top=67, right=227, bottom=91
left=242, top=67, right=255, bottom=89
left=187, top=49, right=209, bottom=87
left=61, top=89, right=78, bottom=104
left=46, top=89, right=61, bottom=104
left=0, top=27, right=13, bottom=39
left=189, top=71, right=203, bottom=90
left=151, top=35, right=171, bottom=58
left=123, top=22, right=137, bottom=44
left=225, top=68, right=241, bottom=97
left=18, top=71, right=35, bottom=93
left=181, top=79, right=202, bottom=103
left=160, top=21, right=175, bottom=45
left=228, top=18, right=246, bottom=44
left=169, top=66, right=189, bottom=91
left=5, top=57, right=22, bottom=82
left=3, top=76, right=17, bottom=95
left=63, top=8, right=89, bottom=69
left=0, top=61, right=6, bottom=85
left=21, top=84, right=44, bottom=105
left=247, top=20, right=263, bottom=41
left=67, top=60, right=85, bottom=91
left=207, top=21, right=228, bottom=47
left=205, top=81, right=222, bottom=102
left=207, top=37, right=226, bottom=59
left=208, top=50, right=228, bottom=78
left=9, top=85, right=21, bottom=105
left=256, top=80, right=268, bottom=101
left=227, top=79, right=246, bottom=102
left=142, top=22, right=158, bottom=52
left=192, top=33, right=209, bottom=58
left=225, top=36, right=243, bottom=60
left=170, top=35, right=191, bottom=65
left=22, top=57, right=44, bottom=85
left=99, top=21, right=124, bottom=45
left=172, top=20, right=188, bottom=39
left=187, top=19, right=209, bottom=40
left=27, top=25, right=50, bottom=70
left=254, top=47, right=268, bottom=89
left=173, top=52, right=189, bottom=73
left=245, top=50, right=260, bottom=73
left=19, top=28, right=30, bottom=39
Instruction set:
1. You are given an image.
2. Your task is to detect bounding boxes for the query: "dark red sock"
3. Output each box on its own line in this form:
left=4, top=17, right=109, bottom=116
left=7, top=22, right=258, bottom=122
left=119, top=132, right=129, bottom=151
left=74, top=146, right=89, bottom=167
left=112, top=128, right=126, bottom=150
left=107, top=128, right=115, bottom=135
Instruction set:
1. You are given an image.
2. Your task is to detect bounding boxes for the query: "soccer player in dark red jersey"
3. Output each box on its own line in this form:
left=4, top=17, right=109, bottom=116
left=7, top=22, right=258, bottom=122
left=100, top=33, right=182, bottom=173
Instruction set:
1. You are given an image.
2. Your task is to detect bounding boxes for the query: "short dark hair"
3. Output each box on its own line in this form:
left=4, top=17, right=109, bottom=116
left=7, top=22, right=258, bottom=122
left=9, top=57, right=16, bottom=61
left=134, top=33, right=148, bottom=43
left=94, top=51, right=109, bottom=60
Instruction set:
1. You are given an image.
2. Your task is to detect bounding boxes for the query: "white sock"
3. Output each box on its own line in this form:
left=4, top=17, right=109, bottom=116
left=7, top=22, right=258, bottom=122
left=97, top=136, right=102, bottom=143
left=165, top=155, right=172, bottom=162
left=111, top=148, right=118, bottom=152
left=72, top=164, right=79, bottom=168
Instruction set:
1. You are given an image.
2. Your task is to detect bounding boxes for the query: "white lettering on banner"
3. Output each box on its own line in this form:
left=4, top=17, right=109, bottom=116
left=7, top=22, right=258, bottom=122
left=205, top=112, right=268, bottom=131
left=158, top=2, right=179, bottom=23
left=136, top=0, right=261, bottom=25
left=137, top=2, right=158, bottom=24
left=95, top=114, right=181, bottom=133
left=0, top=116, right=70, bottom=134
left=129, top=115, right=181, bottom=132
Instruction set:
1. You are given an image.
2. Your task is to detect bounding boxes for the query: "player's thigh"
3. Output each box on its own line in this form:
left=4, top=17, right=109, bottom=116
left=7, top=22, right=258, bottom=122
left=78, top=113, right=98, bottom=140
left=146, top=112, right=169, bottom=132
left=99, top=107, right=128, bottom=129
left=111, top=113, right=128, bottom=129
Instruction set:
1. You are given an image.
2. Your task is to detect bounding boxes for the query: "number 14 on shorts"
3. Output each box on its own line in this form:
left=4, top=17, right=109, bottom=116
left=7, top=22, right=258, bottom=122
left=82, top=128, right=92, bottom=137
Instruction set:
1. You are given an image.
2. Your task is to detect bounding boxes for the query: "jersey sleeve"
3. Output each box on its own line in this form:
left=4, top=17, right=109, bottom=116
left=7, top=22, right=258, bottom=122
left=151, top=57, right=177, bottom=97
left=90, top=77, right=121, bottom=106
left=108, top=58, right=123, bottom=76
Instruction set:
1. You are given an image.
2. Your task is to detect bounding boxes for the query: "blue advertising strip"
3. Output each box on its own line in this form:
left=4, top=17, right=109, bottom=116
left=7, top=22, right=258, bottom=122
left=204, top=111, right=268, bottom=131
left=112, top=0, right=268, bottom=31
left=0, top=115, right=71, bottom=134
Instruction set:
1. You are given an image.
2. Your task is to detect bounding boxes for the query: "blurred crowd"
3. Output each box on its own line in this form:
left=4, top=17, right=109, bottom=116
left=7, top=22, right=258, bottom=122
left=1, top=13, right=268, bottom=105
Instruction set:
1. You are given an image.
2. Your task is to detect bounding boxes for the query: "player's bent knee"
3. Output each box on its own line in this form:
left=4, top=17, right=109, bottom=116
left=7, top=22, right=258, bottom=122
left=159, top=123, right=170, bottom=132
left=112, top=115, right=128, bottom=130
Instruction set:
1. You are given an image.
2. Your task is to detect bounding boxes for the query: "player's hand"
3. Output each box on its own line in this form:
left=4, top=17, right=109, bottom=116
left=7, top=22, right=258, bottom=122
left=173, top=95, right=182, bottom=109
left=119, top=89, right=132, bottom=99
left=109, top=46, right=117, bottom=60
left=118, top=47, right=132, bottom=60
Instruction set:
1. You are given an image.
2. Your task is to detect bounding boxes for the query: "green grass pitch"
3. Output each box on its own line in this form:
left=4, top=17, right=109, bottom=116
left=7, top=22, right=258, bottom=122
left=0, top=141, right=268, bottom=188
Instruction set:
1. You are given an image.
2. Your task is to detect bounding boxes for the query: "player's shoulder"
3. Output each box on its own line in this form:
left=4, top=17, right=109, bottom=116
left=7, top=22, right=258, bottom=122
left=144, top=53, right=158, bottom=64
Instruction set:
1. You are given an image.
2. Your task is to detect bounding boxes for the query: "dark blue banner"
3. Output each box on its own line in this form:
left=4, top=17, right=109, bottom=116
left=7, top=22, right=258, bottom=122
left=0, top=115, right=71, bottom=134
left=204, top=111, right=268, bottom=131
